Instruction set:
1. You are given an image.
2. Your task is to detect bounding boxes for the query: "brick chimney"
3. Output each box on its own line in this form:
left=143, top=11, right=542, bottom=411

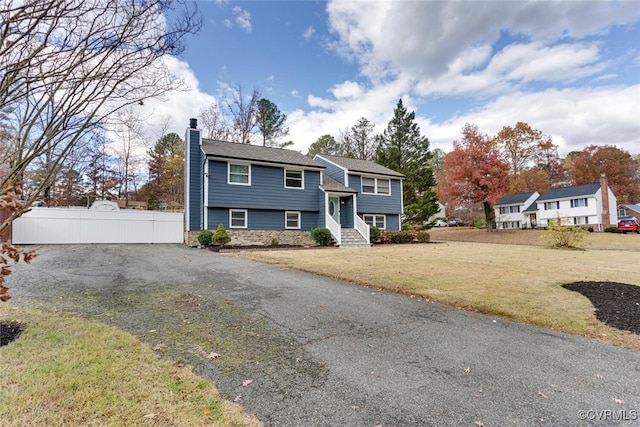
left=600, top=174, right=610, bottom=227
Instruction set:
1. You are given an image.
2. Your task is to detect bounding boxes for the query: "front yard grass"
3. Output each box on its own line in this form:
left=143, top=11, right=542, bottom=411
left=0, top=305, right=261, bottom=427
left=230, top=231, right=640, bottom=351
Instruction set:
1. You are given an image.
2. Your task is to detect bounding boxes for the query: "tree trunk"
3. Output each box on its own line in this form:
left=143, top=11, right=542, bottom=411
left=483, top=200, right=495, bottom=232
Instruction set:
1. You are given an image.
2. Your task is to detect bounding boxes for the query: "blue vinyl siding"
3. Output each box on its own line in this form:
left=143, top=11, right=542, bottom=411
left=207, top=161, right=321, bottom=211
left=187, top=128, right=203, bottom=230
left=315, top=157, right=346, bottom=184
left=349, top=175, right=402, bottom=214
left=208, top=208, right=319, bottom=230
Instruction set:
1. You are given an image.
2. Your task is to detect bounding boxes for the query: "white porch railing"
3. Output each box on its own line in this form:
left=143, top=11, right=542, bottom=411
left=354, top=214, right=370, bottom=244
left=325, top=213, right=341, bottom=246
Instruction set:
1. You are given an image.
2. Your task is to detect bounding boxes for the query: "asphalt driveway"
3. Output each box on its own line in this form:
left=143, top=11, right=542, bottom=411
left=6, top=244, right=640, bottom=426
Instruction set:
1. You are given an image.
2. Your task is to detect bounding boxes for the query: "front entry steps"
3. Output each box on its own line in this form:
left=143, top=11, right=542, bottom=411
left=339, top=228, right=371, bottom=248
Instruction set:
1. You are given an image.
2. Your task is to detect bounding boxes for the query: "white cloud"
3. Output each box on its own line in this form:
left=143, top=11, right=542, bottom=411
left=233, top=6, right=252, bottom=32
left=302, top=25, right=315, bottom=41
left=427, top=84, right=640, bottom=155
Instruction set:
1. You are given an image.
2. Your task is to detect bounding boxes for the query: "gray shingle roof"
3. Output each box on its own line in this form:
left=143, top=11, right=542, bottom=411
left=523, top=200, right=539, bottom=213
left=202, top=139, right=324, bottom=169
left=536, top=183, right=600, bottom=201
left=623, top=204, right=640, bottom=214
left=315, top=154, right=405, bottom=178
left=495, top=192, right=537, bottom=206
left=320, top=174, right=357, bottom=193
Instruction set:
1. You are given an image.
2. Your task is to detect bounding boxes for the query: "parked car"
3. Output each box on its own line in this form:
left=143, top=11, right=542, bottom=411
left=618, top=218, right=640, bottom=234
left=447, top=217, right=466, bottom=227
left=434, top=219, right=447, bottom=227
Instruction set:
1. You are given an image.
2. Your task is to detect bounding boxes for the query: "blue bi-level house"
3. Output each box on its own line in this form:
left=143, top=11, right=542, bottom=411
left=184, top=119, right=405, bottom=247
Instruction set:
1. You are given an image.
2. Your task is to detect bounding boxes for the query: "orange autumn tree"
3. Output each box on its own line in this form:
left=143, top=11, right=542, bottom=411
left=567, top=145, right=640, bottom=204
left=439, top=124, right=510, bottom=231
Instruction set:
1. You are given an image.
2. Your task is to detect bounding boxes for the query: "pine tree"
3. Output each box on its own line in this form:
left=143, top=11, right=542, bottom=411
left=376, top=99, right=439, bottom=225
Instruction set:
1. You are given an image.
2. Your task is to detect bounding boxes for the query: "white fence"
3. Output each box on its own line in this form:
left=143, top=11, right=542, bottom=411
left=12, top=208, right=184, bottom=244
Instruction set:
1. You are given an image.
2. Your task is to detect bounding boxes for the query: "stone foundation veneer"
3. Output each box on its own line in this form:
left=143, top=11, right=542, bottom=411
left=184, top=230, right=317, bottom=247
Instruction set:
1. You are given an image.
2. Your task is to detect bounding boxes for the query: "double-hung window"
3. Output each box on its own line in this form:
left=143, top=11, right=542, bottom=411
left=570, top=198, right=588, bottom=208
left=230, top=209, right=247, bottom=228
left=362, top=177, right=390, bottom=195
left=362, top=177, right=376, bottom=193
left=285, top=211, right=301, bottom=229
left=285, top=169, right=303, bottom=189
left=544, top=201, right=560, bottom=210
left=228, top=163, right=250, bottom=185
left=363, top=214, right=386, bottom=229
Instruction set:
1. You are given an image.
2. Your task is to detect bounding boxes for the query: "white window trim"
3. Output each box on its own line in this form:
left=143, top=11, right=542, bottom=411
left=285, top=211, right=301, bottom=229
left=284, top=169, right=304, bottom=189
left=228, top=162, right=251, bottom=186
left=363, top=214, right=386, bottom=229
left=361, top=176, right=391, bottom=196
left=229, top=209, right=248, bottom=229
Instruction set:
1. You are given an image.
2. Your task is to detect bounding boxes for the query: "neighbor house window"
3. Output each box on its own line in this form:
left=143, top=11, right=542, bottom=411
left=544, top=201, right=560, bottom=210
left=509, top=206, right=520, bottom=213
left=573, top=216, right=589, bottom=225
left=285, top=211, right=301, bottom=229
left=570, top=198, right=588, bottom=208
left=285, top=169, right=303, bottom=189
left=499, top=207, right=507, bottom=214
left=363, top=214, right=386, bottom=229
left=228, top=163, right=250, bottom=185
left=229, top=209, right=247, bottom=228
left=362, top=177, right=390, bottom=195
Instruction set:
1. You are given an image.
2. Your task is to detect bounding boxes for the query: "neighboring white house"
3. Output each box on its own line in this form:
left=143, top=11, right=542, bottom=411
left=494, top=191, right=539, bottom=229
left=534, top=175, right=617, bottom=231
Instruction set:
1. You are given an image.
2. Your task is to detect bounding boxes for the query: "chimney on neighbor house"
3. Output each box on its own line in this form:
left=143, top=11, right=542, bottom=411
left=600, top=174, right=610, bottom=227
left=189, top=118, right=198, bottom=129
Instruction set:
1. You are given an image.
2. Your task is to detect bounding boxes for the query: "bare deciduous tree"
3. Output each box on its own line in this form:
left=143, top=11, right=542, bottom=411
left=226, top=85, right=261, bottom=144
left=0, top=0, right=201, bottom=301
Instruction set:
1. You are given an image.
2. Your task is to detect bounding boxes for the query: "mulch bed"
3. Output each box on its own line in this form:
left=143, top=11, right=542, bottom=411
left=0, top=321, right=22, bottom=346
left=562, top=281, right=640, bottom=334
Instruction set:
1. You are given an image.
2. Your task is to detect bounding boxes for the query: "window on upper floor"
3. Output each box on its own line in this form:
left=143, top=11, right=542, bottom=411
left=544, top=201, right=560, bottom=210
left=363, top=214, right=386, bottom=229
left=228, top=163, right=250, bottom=185
left=570, top=198, right=588, bottom=208
left=230, top=209, right=247, bottom=228
left=362, top=177, right=375, bottom=193
left=362, top=177, right=390, bottom=195
left=285, top=211, right=301, bottom=229
left=510, top=206, right=520, bottom=213
left=285, top=169, right=304, bottom=189
left=377, top=179, right=390, bottom=195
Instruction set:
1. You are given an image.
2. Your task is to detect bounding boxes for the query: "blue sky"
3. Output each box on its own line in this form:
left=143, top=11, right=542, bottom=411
left=144, top=0, right=640, bottom=156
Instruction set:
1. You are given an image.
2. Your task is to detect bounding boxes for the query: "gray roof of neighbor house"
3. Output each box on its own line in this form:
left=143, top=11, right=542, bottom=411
left=320, top=173, right=357, bottom=193
left=202, top=139, right=324, bottom=170
left=623, top=204, right=640, bottom=214
left=536, top=183, right=601, bottom=201
left=495, top=191, right=537, bottom=206
left=315, top=154, right=405, bottom=178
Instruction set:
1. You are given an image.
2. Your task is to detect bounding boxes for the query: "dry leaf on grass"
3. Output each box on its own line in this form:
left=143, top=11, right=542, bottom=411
left=242, top=379, right=253, bottom=387
left=207, top=351, right=221, bottom=359
left=536, top=391, right=548, bottom=398
left=143, top=413, right=158, bottom=419
left=233, top=395, right=242, bottom=402
left=464, top=367, right=471, bottom=373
